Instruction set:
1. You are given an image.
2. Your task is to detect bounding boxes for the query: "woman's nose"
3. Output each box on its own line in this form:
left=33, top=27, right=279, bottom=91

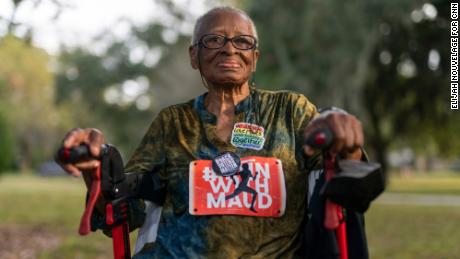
left=220, top=39, right=238, bottom=54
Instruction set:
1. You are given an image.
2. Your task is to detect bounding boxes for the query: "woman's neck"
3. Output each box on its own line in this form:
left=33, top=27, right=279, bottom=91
left=204, top=83, right=250, bottom=116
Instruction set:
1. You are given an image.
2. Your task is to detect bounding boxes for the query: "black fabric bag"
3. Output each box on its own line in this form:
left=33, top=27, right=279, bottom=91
left=323, top=160, right=385, bottom=213
left=304, top=169, right=371, bottom=259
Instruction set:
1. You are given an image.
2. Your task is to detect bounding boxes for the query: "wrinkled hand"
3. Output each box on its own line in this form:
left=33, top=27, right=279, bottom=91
left=56, top=128, right=105, bottom=177
left=303, top=112, right=364, bottom=160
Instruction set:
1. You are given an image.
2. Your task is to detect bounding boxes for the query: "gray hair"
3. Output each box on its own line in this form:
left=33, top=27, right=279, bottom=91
left=191, top=6, right=258, bottom=45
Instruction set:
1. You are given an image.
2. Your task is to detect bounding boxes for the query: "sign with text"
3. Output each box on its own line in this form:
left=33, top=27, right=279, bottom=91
left=189, top=156, right=286, bottom=217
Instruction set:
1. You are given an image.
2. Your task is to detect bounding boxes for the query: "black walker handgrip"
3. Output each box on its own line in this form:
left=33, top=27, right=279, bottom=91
left=57, top=145, right=94, bottom=164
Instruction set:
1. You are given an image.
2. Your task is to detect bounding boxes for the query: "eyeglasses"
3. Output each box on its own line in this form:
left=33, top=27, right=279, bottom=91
left=194, top=34, right=258, bottom=50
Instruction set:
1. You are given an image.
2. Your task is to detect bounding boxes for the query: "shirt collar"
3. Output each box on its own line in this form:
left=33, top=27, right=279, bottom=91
left=194, top=91, right=252, bottom=124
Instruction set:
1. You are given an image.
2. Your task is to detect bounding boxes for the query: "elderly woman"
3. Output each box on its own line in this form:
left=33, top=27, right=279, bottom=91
left=59, top=6, right=366, bottom=258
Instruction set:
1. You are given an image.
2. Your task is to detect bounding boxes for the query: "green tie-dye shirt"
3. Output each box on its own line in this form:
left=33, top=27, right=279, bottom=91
left=125, top=88, right=317, bottom=258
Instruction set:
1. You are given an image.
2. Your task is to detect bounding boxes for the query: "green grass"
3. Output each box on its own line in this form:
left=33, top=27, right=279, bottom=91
left=367, top=204, right=460, bottom=259
left=387, top=171, right=460, bottom=195
left=0, top=175, right=86, bottom=227
left=1, top=172, right=460, bottom=258
left=0, top=174, right=114, bottom=258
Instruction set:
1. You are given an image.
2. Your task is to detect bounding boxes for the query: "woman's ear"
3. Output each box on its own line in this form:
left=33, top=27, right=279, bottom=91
left=189, top=46, right=199, bottom=70
left=252, top=49, right=260, bottom=72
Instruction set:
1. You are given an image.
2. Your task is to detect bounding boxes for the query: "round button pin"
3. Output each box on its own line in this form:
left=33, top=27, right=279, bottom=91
left=212, top=151, right=241, bottom=177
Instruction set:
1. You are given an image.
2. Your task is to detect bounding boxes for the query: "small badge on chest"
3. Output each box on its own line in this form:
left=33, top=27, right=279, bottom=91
left=230, top=122, right=265, bottom=150
left=212, top=151, right=241, bottom=177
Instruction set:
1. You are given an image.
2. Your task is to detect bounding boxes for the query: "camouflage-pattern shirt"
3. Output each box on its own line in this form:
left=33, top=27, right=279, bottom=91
left=125, top=88, right=317, bottom=258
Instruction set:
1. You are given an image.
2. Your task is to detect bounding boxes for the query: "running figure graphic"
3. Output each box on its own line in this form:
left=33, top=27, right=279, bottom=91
left=225, top=163, right=259, bottom=212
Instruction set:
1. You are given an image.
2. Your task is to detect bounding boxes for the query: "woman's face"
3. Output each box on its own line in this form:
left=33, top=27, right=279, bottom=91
left=189, top=11, right=259, bottom=88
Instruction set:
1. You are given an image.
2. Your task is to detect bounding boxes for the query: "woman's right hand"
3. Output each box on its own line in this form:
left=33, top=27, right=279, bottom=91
left=56, top=128, right=105, bottom=177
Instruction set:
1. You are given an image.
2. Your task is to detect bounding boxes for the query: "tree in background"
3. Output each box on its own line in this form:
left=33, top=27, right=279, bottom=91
left=0, top=35, right=64, bottom=170
left=0, top=0, right=215, bottom=170
left=1, top=0, right=455, bottom=172
left=246, top=0, right=455, bottom=172
left=54, top=0, right=212, bottom=157
left=0, top=0, right=76, bottom=172
left=363, top=0, right=458, bottom=171
left=0, top=80, right=15, bottom=171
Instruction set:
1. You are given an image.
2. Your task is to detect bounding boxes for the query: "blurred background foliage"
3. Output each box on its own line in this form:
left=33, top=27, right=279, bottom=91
left=1, top=0, right=459, bottom=258
left=246, top=0, right=457, bottom=172
left=0, top=0, right=457, bottom=174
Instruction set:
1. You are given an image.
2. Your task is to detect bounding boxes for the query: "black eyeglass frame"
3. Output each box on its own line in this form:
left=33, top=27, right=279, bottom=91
left=193, top=34, right=258, bottom=50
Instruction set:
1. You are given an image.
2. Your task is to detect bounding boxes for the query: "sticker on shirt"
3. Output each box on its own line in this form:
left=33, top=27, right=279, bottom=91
left=230, top=122, right=265, bottom=150
left=189, top=156, right=286, bottom=217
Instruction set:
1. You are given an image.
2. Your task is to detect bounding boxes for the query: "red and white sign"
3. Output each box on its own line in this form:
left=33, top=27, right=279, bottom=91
left=189, top=156, right=286, bottom=217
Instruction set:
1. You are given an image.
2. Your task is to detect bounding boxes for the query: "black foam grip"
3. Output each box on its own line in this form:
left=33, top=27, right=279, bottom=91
left=57, top=145, right=92, bottom=164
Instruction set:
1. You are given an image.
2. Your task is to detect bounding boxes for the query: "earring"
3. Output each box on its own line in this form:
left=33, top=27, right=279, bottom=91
left=250, top=69, right=256, bottom=87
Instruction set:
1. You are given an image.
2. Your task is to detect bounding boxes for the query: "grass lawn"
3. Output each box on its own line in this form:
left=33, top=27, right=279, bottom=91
left=367, top=204, right=460, bottom=259
left=387, top=171, right=460, bottom=195
left=0, top=174, right=128, bottom=259
left=1, top=172, right=459, bottom=258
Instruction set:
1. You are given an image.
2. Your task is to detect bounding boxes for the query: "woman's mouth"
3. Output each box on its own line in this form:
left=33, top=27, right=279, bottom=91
left=217, top=60, right=241, bottom=68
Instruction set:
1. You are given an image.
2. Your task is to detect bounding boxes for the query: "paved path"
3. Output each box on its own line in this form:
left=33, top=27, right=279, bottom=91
left=375, top=193, right=460, bottom=206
